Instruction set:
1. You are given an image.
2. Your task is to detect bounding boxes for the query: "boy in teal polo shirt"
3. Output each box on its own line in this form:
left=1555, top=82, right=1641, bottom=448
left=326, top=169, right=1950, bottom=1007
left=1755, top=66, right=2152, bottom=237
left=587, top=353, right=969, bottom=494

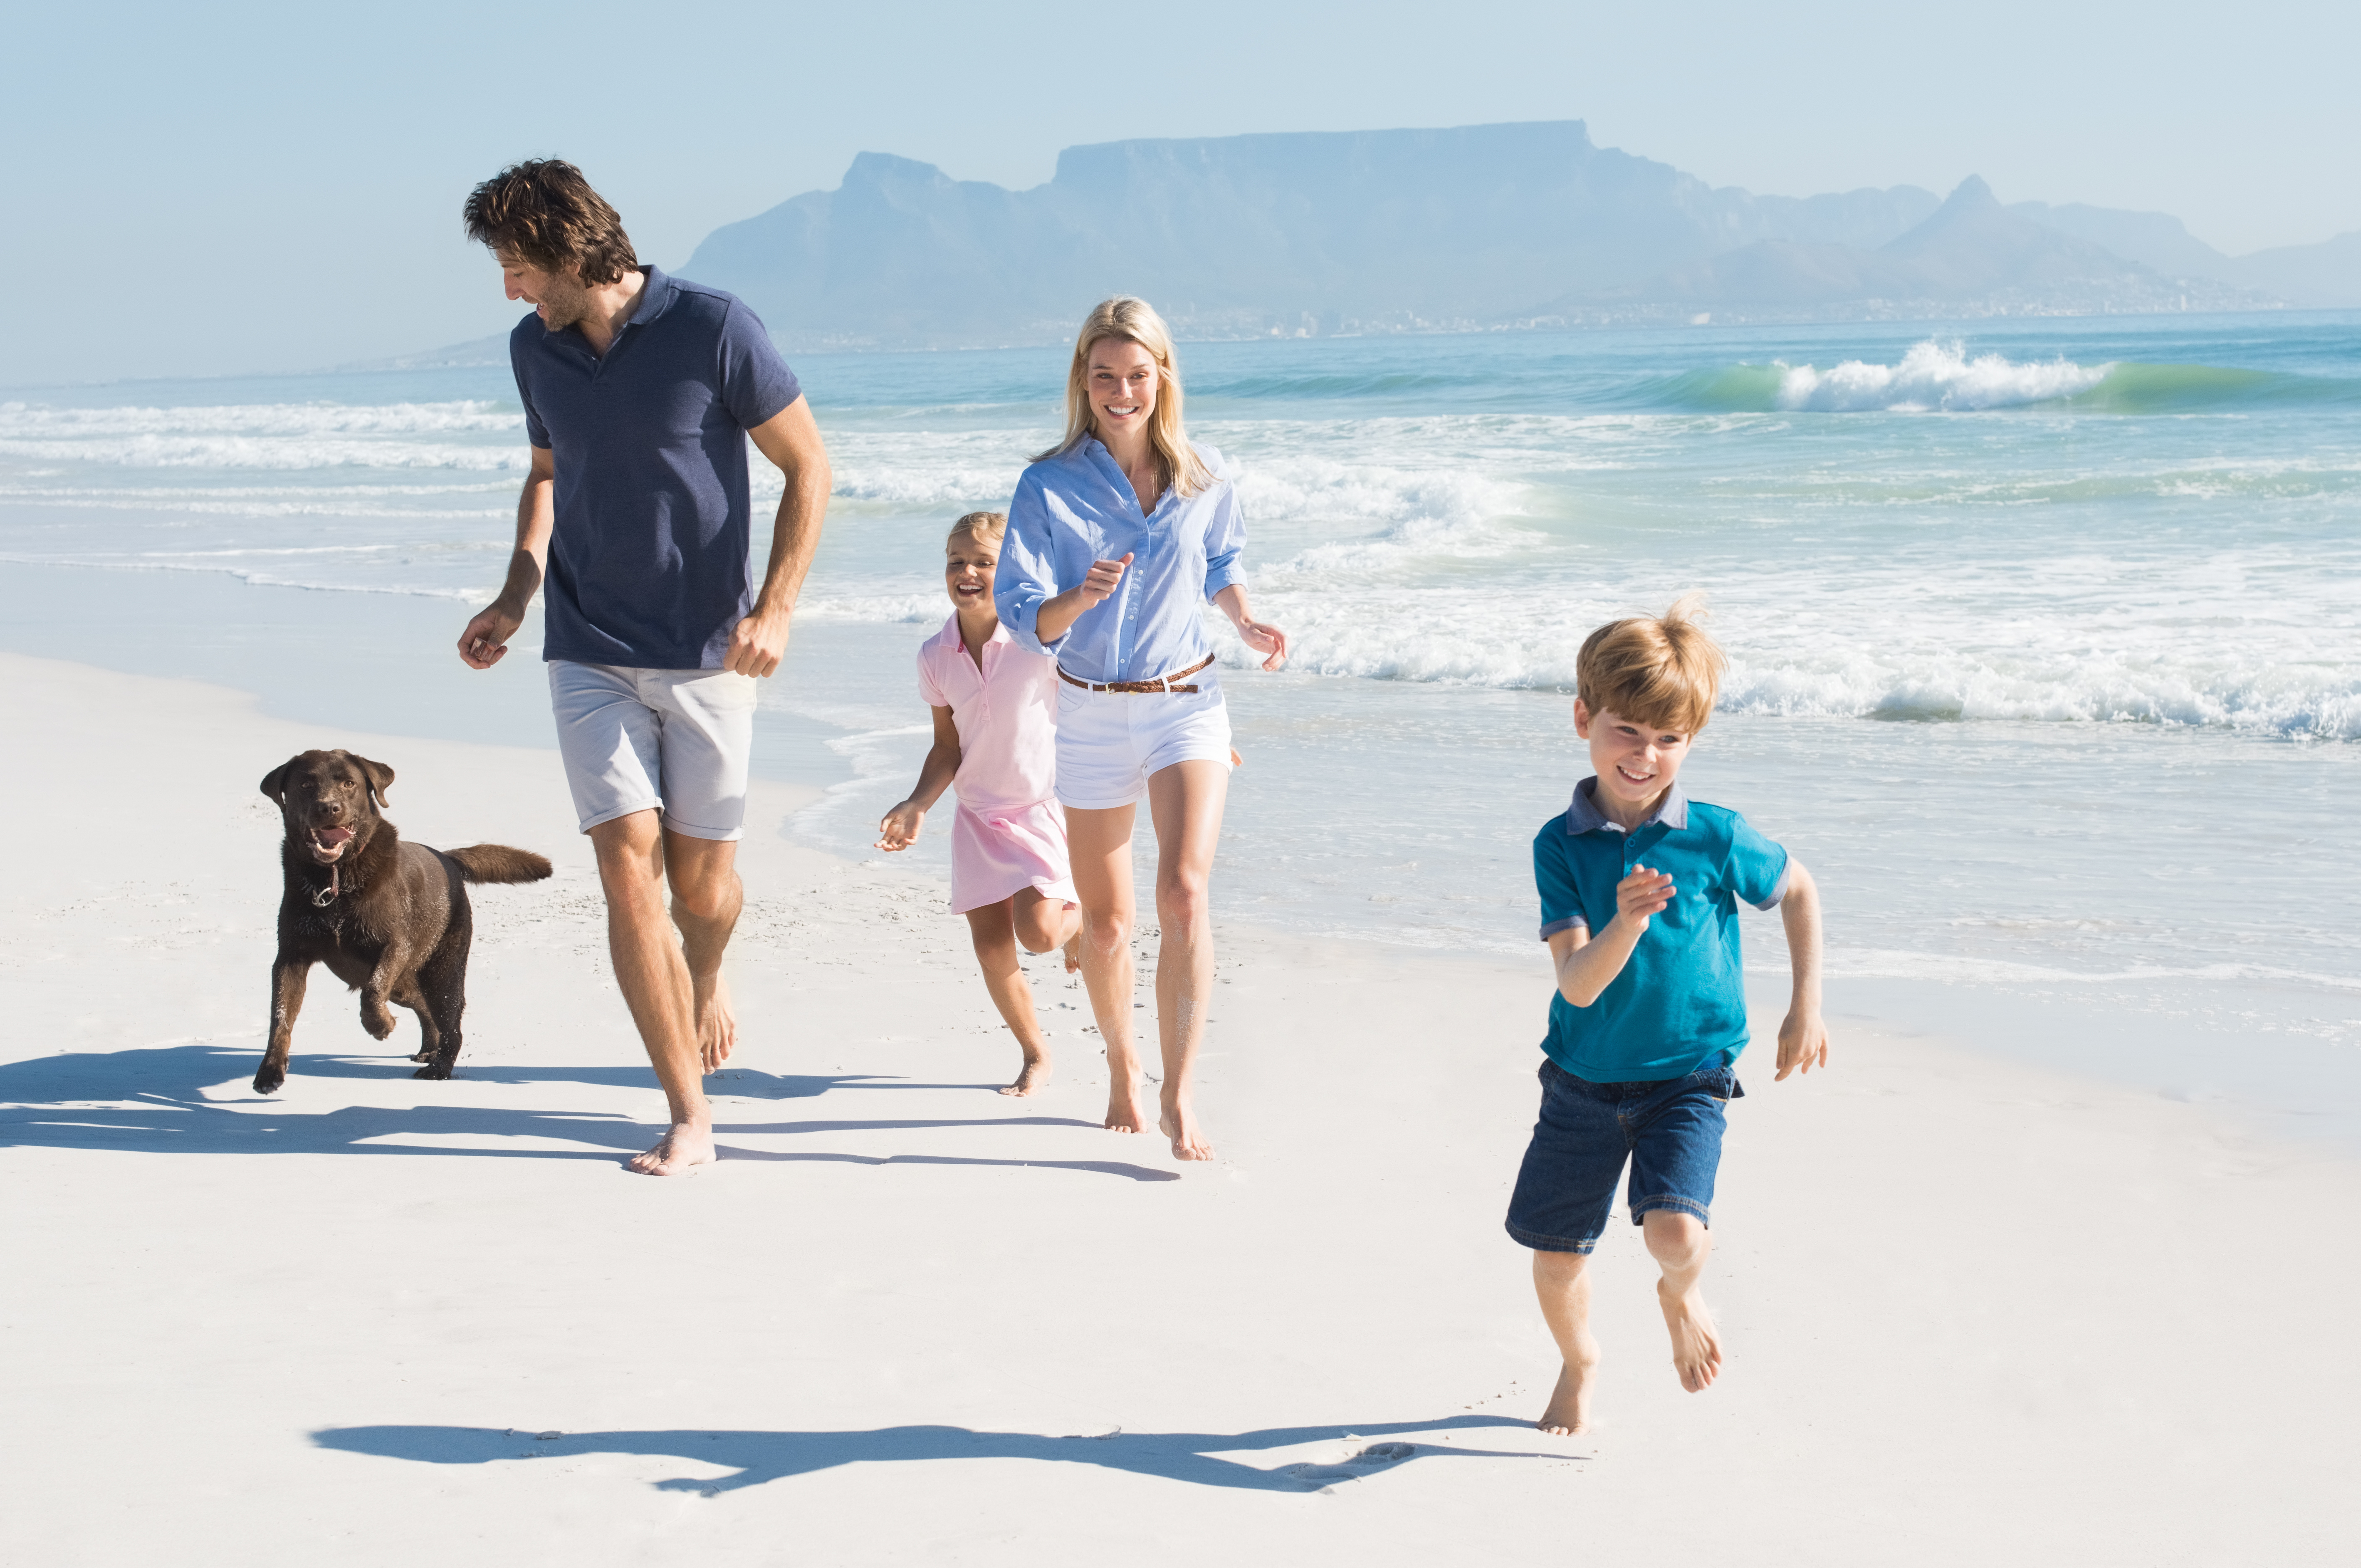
left=1506, top=595, right=1829, bottom=1436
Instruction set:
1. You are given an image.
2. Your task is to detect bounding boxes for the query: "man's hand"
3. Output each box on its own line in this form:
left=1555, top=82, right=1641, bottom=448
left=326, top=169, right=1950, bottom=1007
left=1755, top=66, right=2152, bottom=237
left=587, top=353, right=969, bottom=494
left=458, top=601, right=524, bottom=670
left=725, top=604, right=792, bottom=678
left=876, top=801, right=923, bottom=851
left=1774, top=1007, right=1830, bottom=1081
left=1614, top=863, right=1676, bottom=932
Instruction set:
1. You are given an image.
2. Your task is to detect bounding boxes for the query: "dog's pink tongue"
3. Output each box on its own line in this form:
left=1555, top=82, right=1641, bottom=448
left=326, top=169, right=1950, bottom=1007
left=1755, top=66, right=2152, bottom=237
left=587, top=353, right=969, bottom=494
left=316, top=826, right=355, bottom=845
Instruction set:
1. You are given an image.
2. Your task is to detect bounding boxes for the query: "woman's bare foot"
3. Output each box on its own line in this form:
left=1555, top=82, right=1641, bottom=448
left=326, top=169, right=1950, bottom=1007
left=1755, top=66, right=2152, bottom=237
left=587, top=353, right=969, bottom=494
left=1001, top=1049, right=1052, bottom=1097
left=1658, top=1281, right=1723, bottom=1392
left=1105, top=1079, right=1154, bottom=1133
left=628, top=1121, right=717, bottom=1177
left=1536, top=1333, right=1602, bottom=1435
left=1159, top=1098, right=1213, bottom=1161
left=693, top=972, right=737, bottom=1073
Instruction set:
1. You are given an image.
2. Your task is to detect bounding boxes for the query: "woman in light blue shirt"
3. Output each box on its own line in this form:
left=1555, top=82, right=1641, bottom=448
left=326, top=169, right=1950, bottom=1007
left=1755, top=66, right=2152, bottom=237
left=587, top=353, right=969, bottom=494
left=997, top=297, right=1288, bottom=1163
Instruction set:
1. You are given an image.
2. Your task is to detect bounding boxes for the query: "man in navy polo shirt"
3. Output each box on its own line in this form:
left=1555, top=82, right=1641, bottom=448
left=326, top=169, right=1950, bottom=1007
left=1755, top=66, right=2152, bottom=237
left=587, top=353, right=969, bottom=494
left=455, top=160, right=832, bottom=1177
left=1503, top=595, right=1829, bottom=1435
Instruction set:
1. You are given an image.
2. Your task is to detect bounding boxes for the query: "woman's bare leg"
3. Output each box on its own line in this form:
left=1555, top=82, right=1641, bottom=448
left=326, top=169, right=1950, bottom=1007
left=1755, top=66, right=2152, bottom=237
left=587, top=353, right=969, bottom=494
left=1064, top=803, right=1152, bottom=1133
left=964, top=900, right=1054, bottom=1096
left=1145, top=759, right=1229, bottom=1161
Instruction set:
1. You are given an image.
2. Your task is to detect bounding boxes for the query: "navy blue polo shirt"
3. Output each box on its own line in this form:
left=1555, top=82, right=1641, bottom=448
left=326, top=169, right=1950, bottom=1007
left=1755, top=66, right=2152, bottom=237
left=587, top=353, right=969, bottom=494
left=1533, top=776, right=1790, bottom=1082
left=510, top=266, right=803, bottom=669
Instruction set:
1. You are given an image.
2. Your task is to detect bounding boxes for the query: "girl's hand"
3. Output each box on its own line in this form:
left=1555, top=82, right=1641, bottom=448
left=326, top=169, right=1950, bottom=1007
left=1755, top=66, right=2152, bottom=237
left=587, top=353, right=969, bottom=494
left=1234, top=617, right=1288, bottom=671
left=1075, top=553, right=1132, bottom=610
left=876, top=801, right=923, bottom=851
left=1614, top=863, right=1676, bottom=931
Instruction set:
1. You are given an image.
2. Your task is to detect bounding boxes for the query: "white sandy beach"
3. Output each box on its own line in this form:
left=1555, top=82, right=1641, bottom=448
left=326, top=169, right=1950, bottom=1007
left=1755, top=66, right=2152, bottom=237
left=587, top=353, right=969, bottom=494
left=2, top=649, right=2356, bottom=1566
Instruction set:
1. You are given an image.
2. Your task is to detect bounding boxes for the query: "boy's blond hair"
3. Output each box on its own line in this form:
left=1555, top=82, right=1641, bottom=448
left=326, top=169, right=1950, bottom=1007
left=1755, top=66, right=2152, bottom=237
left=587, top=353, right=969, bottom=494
left=1576, top=593, right=1726, bottom=735
left=947, top=510, right=1006, bottom=549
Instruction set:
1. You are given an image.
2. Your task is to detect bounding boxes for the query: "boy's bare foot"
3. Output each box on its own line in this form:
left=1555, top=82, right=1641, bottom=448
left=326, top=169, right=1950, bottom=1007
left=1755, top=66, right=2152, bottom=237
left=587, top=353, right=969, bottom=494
left=1105, top=1081, right=1154, bottom=1133
left=628, top=1121, right=716, bottom=1177
left=1658, top=1281, right=1723, bottom=1391
left=1159, top=1099, right=1214, bottom=1161
left=1537, top=1333, right=1602, bottom=1435
left=693, top=972, right=737, bottom=1073
left=1001, top=1050, right=1052, bottom=1097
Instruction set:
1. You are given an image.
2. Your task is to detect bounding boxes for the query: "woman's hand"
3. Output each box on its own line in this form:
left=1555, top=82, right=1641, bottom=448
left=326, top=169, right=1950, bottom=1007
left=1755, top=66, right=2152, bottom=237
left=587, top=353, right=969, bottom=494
left=876, top=801, right=923, bottom=851
left=1075, top=553, right=1131, bottom=610
left=1234, top=618, right=1288, bottom=671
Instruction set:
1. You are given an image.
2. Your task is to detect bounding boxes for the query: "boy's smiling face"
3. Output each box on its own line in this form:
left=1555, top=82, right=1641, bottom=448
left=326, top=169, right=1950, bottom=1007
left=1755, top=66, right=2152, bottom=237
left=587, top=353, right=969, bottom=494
left=1575, top=699, right=1693, bottom=826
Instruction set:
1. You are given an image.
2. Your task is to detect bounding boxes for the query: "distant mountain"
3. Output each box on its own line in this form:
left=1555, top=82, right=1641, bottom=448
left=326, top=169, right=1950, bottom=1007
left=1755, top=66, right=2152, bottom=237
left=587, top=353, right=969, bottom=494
left=2010, top=202, right=2361, bottom=307
left=683, top=122, right=1945, bottom=347
left=2223, top=231, right=2361, bottom=307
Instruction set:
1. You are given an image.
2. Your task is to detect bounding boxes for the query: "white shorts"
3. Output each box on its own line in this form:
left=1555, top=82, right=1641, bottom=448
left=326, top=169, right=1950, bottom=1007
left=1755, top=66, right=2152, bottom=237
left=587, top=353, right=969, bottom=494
left=547, top=660, right=757, bottom=840
left=1053, top=675, right=1234, bottom=810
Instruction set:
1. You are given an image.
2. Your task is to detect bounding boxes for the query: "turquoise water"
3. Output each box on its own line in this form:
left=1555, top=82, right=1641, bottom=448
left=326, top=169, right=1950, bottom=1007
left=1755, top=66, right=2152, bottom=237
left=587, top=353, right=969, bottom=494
left=5, top=313, right=2358, bottom=1118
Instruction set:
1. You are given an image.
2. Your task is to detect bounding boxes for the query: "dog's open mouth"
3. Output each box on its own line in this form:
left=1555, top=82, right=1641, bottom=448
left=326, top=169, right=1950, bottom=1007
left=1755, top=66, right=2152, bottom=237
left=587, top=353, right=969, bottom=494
left=307, top=825, right=356, bottom=863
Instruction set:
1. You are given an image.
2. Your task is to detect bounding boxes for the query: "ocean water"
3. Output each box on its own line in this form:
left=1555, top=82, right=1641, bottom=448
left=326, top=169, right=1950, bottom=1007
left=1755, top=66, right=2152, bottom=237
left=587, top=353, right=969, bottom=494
left=5, top=314, right=2358, bottom=1118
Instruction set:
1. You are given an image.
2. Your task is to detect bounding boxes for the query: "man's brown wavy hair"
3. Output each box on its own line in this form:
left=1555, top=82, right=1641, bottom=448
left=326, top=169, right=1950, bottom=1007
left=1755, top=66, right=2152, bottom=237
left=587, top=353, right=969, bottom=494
left=462, top=160, right=638, bottom=285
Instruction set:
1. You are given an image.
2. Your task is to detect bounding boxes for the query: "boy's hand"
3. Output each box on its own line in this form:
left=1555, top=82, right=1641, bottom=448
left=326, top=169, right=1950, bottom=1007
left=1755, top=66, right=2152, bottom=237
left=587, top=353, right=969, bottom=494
left=875, top=801, right=923, bottom=851
left=1775, top=1007, right=1829, bottom=1080
left=1075, top=553, right=1132, bottom=610
left=1614, top=863, right=1676, bottom=931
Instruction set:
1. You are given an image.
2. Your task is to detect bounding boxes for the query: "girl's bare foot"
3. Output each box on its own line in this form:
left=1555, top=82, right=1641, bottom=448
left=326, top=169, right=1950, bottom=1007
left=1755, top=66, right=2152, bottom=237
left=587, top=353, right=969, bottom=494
left=1000, top=1049, right=1052, bottom=1097
left=1159, top=1098, right=1213, bottom=1161
left=1536, top=1332, right=1601, bottom=1434
left=1658, top=1281, right=1723, bottom=1392
left=693, top=972, right=737, bottom=1073
left=1063, top=931, right=1083, bottom=974
left=628, top=1121, right=716, bottom=1177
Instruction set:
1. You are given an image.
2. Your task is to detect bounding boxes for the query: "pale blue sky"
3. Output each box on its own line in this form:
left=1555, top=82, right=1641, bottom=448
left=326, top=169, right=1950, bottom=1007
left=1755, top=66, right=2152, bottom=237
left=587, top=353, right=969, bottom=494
left=6, top=0, right=2354, bottom=386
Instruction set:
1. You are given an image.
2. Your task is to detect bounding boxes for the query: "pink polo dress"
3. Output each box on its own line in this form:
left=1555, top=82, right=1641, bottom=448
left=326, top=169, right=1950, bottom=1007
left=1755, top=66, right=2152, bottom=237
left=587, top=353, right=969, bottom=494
left=915, top=615, right=1078, bottom=915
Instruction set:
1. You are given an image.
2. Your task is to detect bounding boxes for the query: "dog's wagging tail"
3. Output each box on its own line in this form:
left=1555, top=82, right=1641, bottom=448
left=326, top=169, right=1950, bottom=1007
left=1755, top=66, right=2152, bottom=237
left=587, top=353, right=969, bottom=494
left=255, top=749, right=551, bottom=1094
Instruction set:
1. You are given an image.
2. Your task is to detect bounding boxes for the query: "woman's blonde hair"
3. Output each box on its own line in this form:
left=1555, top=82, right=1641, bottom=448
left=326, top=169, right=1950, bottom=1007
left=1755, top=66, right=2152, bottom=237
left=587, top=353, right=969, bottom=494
left=947, top=510, right=1005, bottom=549
left=1035, top=297, right=1215, bottom=499
left=1576, top=592, right=1727, bottom=735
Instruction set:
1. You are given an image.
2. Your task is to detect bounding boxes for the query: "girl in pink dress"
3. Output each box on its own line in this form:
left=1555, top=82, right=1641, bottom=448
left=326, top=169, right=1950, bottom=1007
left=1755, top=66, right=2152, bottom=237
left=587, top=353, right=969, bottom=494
left=877, top=512, right=1081, bottom=1096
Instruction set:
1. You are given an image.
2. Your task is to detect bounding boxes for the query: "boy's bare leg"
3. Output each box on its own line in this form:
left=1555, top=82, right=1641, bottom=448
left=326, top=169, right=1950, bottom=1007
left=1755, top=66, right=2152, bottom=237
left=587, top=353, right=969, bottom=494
left=966, top=900, right=1054, bottom=1096
left=589, top=812, right=714, bottom=1176
left=1533, top=1250, right=1602, bottom=1434
left=663, top=829, right=744, bottom=1073
left=1145, top=759, right=1228, bottom=1162
left=1065, top=803, right=1152, bottom=1133
left=1643, top=1211, right=1722, bottom=1391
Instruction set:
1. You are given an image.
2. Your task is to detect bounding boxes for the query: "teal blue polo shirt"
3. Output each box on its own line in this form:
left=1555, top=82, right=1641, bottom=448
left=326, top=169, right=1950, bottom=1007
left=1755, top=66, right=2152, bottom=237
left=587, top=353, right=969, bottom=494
left=1533, top=776, right=1790, bottom=1082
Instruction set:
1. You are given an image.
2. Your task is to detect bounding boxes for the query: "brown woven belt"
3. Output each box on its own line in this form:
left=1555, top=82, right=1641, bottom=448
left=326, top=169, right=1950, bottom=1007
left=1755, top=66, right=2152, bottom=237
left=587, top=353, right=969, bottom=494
left=1057, top=654, right=1216, bottom=694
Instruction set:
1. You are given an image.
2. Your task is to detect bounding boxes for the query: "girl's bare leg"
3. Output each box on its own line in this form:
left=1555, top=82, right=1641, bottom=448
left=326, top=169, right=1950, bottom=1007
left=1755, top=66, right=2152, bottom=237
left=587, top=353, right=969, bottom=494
left=1145, top=759, right=1229, bottom=1161
left=1010, top=885, right=1082, bottom=956
left=1064, top=803, right=1151, bottom=1133
left=965, top=901, right=1055, bottom=1096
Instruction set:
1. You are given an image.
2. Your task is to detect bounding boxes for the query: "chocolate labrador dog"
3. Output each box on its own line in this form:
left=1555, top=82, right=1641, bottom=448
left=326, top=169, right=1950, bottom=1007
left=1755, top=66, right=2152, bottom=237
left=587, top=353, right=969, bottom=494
left=256, top=748, right=551, bottom=1093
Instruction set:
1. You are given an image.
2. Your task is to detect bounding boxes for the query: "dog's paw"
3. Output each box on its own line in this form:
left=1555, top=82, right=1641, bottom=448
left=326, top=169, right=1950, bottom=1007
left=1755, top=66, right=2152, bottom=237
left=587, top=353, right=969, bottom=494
left=409, top=1048, right=434, bottom=1063
left=361, top=1007, right=397, bottom=1041
left=413, top=1058, right=455, bottom=1081
left=252, top=1065, right=285, bottom=1095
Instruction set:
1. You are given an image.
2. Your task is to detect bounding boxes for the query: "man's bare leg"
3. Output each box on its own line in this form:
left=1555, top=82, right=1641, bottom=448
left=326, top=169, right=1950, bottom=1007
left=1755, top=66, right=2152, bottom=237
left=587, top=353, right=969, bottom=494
left=1533, top=1249, right=1602, bottom=1434
left=967, top=899, right=1054, bottom=1096
left=1643, top=1211, right=1722, bottom=1391
left=1065, top=803, right=1152, bottom=1134
left=664, top=829, right=744, bottom=1073
left=590, top=812, right=714, bottom=1176
left=1146, top=760, right=1228, bottom=1162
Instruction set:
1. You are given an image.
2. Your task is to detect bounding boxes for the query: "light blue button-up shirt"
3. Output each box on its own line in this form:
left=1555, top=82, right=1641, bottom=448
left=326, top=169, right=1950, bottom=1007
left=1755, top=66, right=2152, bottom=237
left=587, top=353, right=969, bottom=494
left=995, top=438, right=1248, bottom=684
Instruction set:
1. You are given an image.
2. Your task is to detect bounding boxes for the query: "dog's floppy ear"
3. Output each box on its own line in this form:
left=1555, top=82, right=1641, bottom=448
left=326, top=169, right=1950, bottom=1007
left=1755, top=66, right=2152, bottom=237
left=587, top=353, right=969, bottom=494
left=260, top=758, right=297, bottom=805
left=352, top=755, right=395, bottom=808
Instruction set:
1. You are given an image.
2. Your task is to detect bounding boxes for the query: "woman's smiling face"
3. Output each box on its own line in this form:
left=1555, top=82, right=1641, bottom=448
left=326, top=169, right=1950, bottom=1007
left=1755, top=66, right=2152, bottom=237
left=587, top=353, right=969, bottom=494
left=1086, top=337, right=1160, bottom=442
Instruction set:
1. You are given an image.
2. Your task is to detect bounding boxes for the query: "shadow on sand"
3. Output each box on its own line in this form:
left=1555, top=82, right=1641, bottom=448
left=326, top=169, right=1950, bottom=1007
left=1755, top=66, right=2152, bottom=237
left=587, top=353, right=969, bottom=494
left=312, top=1416, right=1567, bottom=1494
left=0, top=1044, right=1177, bottom=1182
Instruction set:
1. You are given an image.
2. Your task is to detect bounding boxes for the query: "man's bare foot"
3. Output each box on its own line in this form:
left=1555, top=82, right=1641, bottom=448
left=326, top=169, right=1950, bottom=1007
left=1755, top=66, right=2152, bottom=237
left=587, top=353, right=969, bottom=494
left=1001, top=1050, right=1052, bottom=1097
left=1537, top=1334, right=1602, bottom=1435
left=1159, top=1099, right=1214, bottom=1161
left=628, top=1121, right=717, bottom=1177
left=1105, top=1080, right=1154, bottom=1133
left=693, top=971, right=737, bottom=1073
left=1658, top=1281, right=1723, bottom=1392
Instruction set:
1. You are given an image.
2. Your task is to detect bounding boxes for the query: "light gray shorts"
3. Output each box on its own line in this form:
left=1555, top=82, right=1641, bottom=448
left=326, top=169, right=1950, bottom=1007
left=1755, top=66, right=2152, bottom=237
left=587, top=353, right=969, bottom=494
left=547, top=660, right=758, bottom=840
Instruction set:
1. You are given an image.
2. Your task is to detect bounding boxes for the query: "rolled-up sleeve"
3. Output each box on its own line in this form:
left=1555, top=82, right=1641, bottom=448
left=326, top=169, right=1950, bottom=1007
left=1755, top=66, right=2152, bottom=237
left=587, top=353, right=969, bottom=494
left=1201, top=470, right=1247, bottom=602
left=995, top=471, right=1063, bottom=656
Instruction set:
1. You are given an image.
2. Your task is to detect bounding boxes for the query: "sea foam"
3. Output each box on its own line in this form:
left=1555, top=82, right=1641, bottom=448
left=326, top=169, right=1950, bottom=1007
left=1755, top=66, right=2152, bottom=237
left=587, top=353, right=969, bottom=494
left=1774, top=341, right=2109, bottom=412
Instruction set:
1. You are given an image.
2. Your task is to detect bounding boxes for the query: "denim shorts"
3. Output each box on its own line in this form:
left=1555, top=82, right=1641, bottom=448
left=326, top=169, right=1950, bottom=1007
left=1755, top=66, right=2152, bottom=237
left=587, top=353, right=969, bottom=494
left=1504, top=1058, right=1742, bottom=1253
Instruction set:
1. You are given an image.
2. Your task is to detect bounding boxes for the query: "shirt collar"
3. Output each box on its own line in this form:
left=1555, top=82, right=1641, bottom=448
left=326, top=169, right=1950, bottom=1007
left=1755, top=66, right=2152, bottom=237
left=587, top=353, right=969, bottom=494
left=932, top=613, right=1011, bottom=652
left=625, top=265, right=672, bottom=328
left=1565, top=774, right=1689, bottom=835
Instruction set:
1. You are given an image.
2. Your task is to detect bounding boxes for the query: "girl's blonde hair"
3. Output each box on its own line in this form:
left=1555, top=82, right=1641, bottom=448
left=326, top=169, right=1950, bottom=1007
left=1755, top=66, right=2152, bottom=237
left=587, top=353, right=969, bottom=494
left=1575, top=592, right=1726, bottom=735
left=947, top=510, right=1005, bottom=549
left=1035, top=297, right=1214, bottom=499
